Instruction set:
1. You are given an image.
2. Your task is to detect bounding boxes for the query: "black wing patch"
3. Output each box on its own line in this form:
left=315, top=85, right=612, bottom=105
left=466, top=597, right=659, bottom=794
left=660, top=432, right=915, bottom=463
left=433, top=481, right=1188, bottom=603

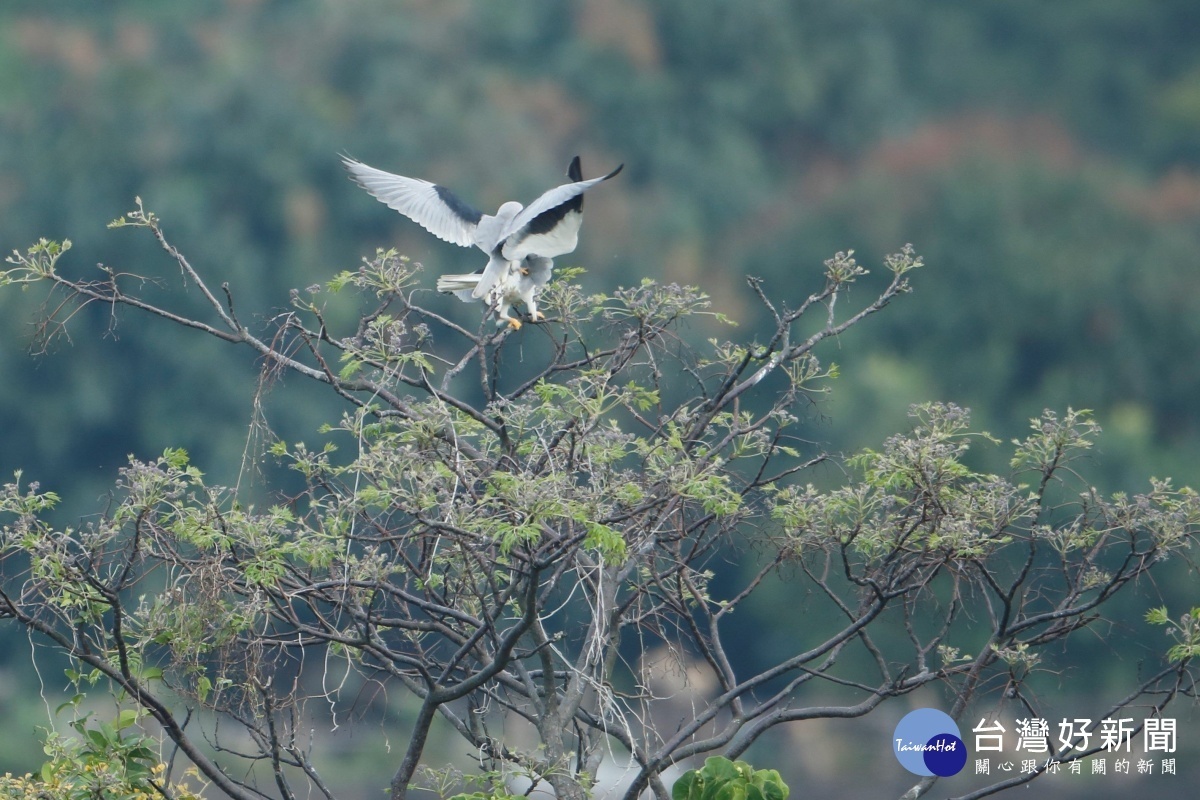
left=525, top=160, right=624, bottom=235
left=434, top=184, right=484, bottom=226
left=526, top=195, right=583, bottom=236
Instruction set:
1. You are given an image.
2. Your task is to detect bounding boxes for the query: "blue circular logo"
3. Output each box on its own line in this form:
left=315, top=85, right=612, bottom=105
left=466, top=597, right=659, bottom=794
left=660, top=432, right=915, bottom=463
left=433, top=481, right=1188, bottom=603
left=893, top=709, right=967, bottom=777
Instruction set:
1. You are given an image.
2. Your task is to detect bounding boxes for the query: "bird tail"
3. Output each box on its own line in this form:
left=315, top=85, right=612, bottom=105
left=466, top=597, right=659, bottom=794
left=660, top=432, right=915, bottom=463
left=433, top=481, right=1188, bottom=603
left=436, top=273, right=480, bottom=302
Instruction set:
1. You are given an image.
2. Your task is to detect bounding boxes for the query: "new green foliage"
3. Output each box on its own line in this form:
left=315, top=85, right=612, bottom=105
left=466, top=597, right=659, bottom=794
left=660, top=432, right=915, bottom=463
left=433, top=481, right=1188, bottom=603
left=672, top=757, right=789, bottom=800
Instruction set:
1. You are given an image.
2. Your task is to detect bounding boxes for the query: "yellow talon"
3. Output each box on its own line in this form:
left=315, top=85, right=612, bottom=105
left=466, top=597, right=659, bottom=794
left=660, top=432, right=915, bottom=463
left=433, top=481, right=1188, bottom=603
left=506, top=317, right=522, bottom=330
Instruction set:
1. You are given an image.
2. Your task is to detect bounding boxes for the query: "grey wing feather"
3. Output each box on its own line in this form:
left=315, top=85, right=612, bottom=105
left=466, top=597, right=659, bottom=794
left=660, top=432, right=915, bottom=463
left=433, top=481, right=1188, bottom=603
left=343, top=157, right=483, bottom=247
left=500, top=163, right=623, bottom=261
left=471, top=253, right=509, bottom=300
left=522, top=256, right=554, bottom=291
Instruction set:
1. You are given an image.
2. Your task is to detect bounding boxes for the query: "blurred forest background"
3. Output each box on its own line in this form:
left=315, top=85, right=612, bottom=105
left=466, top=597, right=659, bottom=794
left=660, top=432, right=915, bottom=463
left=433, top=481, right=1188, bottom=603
left=1, top=1, right=1199, bottom=798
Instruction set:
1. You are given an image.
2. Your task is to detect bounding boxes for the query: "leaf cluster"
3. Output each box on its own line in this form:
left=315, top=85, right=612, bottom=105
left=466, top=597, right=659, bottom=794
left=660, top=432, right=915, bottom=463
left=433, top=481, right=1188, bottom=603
left=672, top=757, right=788, bottom=800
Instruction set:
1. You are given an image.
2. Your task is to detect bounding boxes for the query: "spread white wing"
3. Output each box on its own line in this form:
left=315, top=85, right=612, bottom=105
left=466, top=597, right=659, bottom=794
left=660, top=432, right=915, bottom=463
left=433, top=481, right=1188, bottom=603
left=499, top=161, right=624, bottom=261
left=343, top=157, right=484, bottom=248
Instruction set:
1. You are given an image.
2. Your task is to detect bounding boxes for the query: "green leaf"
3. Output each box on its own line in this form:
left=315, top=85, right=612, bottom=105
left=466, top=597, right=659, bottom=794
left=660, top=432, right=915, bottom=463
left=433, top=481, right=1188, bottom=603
left=162, top=447, right=190, bottom=470
left=55, top=694, right=84, bottom=715
left=672, top=772, right=697, bottom=800
left=1145, top=606, right=1170, bottom=625
left=87, top=728, right=109, bottom=751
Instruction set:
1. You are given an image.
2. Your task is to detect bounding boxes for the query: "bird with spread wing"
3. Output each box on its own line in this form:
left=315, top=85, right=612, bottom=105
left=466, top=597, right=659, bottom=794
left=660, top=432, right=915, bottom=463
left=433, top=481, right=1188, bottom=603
left=343, top=155, right=622, bottom=329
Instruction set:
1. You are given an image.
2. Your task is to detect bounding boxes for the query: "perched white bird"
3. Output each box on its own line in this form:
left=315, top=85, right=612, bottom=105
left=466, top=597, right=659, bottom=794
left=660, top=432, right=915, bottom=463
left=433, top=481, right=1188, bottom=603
left=343, top=155, right=622, bottom=329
